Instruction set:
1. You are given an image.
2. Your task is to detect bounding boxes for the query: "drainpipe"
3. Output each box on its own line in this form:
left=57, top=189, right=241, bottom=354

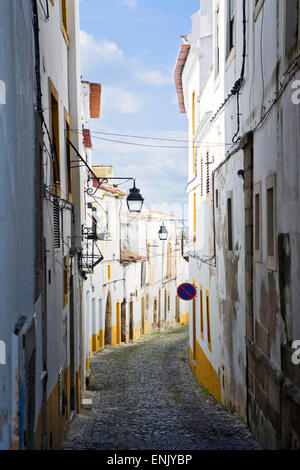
left=32, top=0, right=48, bottom=449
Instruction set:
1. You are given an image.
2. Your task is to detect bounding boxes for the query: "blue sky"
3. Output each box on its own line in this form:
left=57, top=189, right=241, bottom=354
left=79, top=0, right=199, bottom=214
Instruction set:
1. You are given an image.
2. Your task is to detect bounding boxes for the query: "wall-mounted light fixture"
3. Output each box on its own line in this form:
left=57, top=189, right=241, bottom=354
left=237, top=169, right=245, bottom=180
left=126, top=180, right=144, bottom=213
left=158, top=223, right=168, bottom=241
left=67, top=138, right=144, bottom=213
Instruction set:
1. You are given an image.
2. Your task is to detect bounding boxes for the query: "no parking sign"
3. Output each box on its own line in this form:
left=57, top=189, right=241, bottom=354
left=177, top=283, right=197, bottom=301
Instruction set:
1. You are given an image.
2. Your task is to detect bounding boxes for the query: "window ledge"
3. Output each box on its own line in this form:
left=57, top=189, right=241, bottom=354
left=267, top=257, right=277, bottom=271
left=254, top=0, right=265, bottom=22
left=225, top=47, right=235, bottom=70
left=61, top=24, right=69, bottom=46
left=214, top=73, right=220, bottom=92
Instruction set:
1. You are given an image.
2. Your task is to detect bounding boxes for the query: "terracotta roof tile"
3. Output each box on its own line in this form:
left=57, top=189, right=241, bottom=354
left=83, top=128, right=92, bottom=148
left=92, top=177, right=127, bottom=196
left=174, top=44, right=190, bottom=114
left=90, top=83, right=101, bottom=118
left=121, top=251, right=146, bottom=263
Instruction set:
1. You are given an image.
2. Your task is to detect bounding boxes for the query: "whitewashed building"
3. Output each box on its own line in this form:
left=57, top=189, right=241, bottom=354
left=0, top=0, right=39, bottom=451
left=0, top=0, right=95, bottom=450
left=82, top=156, right=188, bottom=370
left=175, top=0, right=300, bottom=449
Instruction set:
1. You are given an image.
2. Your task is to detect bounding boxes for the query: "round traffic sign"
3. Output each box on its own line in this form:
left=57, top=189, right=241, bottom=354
left=177, top=283, right=197, bottom=301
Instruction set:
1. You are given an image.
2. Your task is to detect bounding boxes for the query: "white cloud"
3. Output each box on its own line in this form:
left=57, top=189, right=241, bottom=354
left=87, top=126, right=188, bottom=207
left=101, top=87, right=141, bottom=115
left=80, top=30, right=123, bottom=74
left=121, top=0, right=138, bottom=8
left=135, top=69, right=172, bottom=87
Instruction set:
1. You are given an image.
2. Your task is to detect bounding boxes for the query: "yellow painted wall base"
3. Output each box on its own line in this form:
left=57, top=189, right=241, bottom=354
left=179, top=312, right=189, bottom=324
left=35, top=364, right=78, bottom=450
left=92, top=332, right=101, bottom=351
left=46, top=379, right=62, bottom=449
left=99, top=329, right=104, bottom=348
left=133, top=325, right=141, bottom=341
left=37, top=406, right=43, bottom=450
left=111, top=325, right=116, bottom=346
left=76, top=368, right=81, bottom=414
left=86, top=357, right=90, bottom=370
left=189, top=343, right=221, bottom=402
left=144, top=320, right=150, bottom=335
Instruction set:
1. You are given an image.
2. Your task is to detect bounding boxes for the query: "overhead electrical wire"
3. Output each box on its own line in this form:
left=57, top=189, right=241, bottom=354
left=70, top=129, right=232, bottom=149
left=71, top=129, right=231, bottom=145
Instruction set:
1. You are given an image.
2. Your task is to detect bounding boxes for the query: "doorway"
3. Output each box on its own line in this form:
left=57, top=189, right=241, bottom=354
left=153, top=297, right=157, bottom=328
left=176, top=295, right=180, bottom=323
left=129, top=301, right=134, bottom=341
left=121, top=301, right=126, bottom=342
left=158, top=289, right=161, bottom=328
left=193, top=297, right=196, bottom=362
left=105, top=292, right=112, bottom=346
left=141, top=297, right=145, bottom=335
left=116, top=301, right=121, bottom=344
left=92, top=298, right=96, bottom=351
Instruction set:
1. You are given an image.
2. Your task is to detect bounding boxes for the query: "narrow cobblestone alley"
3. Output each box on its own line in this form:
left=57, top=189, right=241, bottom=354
left=64, top=325, right=262, bottom=450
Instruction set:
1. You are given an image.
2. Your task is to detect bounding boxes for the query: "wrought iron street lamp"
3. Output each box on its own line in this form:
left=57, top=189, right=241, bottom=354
left=126, top=180, right=144, bottom=213
left=158, top=223, right=168, bottom=241
left=67, top=138, right=144, bottom=213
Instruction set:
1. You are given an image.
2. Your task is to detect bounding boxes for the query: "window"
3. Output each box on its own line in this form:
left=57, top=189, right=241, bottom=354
left=206, top=290, right=211, bottom=351
left=192, top=140, right=196, bottom=175
left=65, top=110, right=72, bottom=202
left=227, top=196, right=233, bottom=251
left=49, top=79, right=61, bottom=197
left=267, top=189, right=274, bottom=256
left=116, top=302, right=121, bottom=345
left=105, top=209, right=109, bottom=232
left=200, top=285, right=204, bottom=340
left=167, top=242, right=172, bottom=278
left=168, top=294, right=170, bottom=311
left=215, top=6, right=220, bottom=76
left=192, top=91, right=196, bottom=175
left=61, top=0, right=68, bottom=43
left=255, top=194, right=260, bottom=249
left=63, top=256, right=68, bottom=307
left=254, top=182, right=262, bottom=262
left=266, top=174, right=276, bottom=270
left=192, top=90, right=195, bottom=135
left=53, top=196, right=60, bottom=249
left=285, top=0, right=299, bottom=55
left=227, top=0, right=235, bottom=56
left=215, top=189, right=219, bottom=208
left=206, top=151, right=210, bottom=195
left=200, top=156, right=203, bottom=197
left=147, top=243, right=151, bottom=263
left=141, top=260, right=146, bottom=287
left=107, top=264, right=111, bottom=281
left=192, top=279, right=196, bottom=361
left=193, top=192, right=197, bottom=243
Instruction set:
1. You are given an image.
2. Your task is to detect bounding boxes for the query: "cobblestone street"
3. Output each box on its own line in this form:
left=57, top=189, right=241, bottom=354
left=64, top=325, right=262, bottom=450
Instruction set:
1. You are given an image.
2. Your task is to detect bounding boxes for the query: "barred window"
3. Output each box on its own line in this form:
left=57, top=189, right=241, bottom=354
left=206, top=151, right=210, bottom=194
left=53, top=197, right=60, bottom=249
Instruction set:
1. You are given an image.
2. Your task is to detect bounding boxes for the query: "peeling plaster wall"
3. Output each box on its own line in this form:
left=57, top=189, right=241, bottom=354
left=0, top=0, right=36, bottom=449
left=181, top=0, right=300, bottom=448
left=37, top=0, right=83, bottom=448
left=214, top=151, right=247, bottom=419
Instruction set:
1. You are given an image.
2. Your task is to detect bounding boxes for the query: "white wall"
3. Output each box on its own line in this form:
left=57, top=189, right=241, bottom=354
left=0, top=0, right=36, bottom=450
